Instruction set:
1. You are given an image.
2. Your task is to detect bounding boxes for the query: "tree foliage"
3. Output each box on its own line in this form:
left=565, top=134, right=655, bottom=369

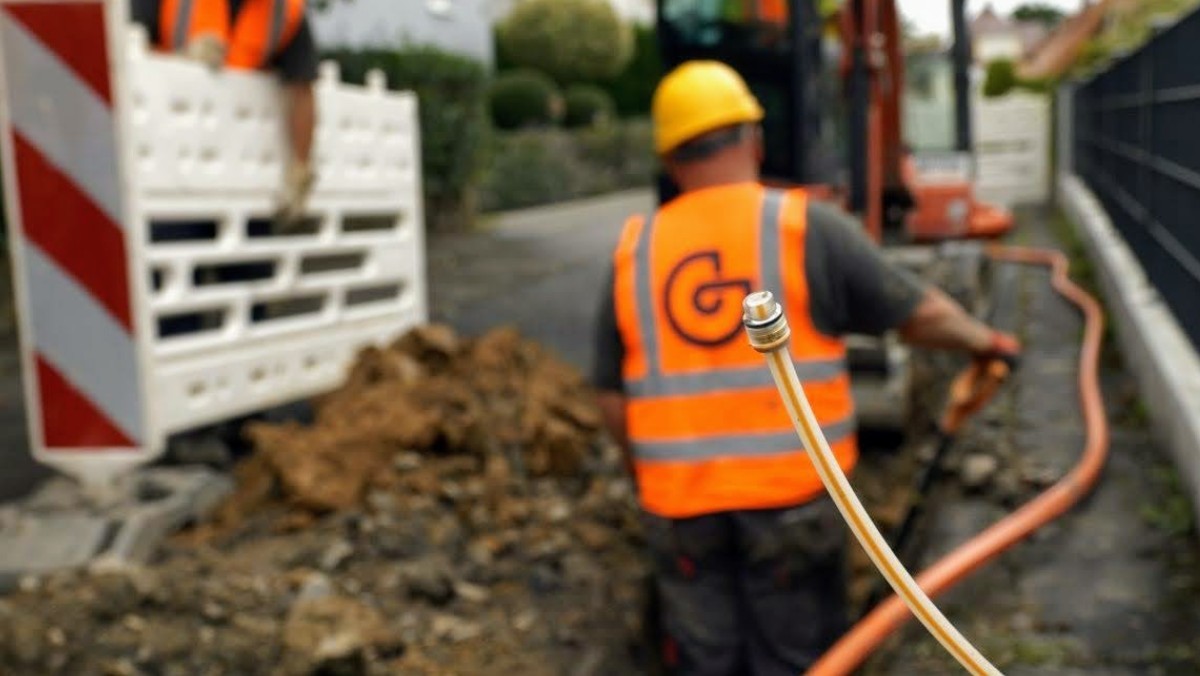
left=496, top=0, right=635, bottom=84
left=1075, top=0, right=1200, bottom=74
left=1012, top=3, right=1067, bottom=26
left=589, top=24, right=660, bottom=118
left=983, top=58, right=1017, bottom=98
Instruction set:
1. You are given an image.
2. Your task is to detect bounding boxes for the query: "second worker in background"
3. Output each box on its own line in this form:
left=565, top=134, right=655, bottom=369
left=131, top=0, right=318, bottom=225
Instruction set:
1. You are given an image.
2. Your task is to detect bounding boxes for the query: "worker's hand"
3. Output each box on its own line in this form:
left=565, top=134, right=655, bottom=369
left=943, top=331, right=1020, bottom=434
left=973, top=329, right=1022, bottom=373
left=275, top=159, right=316, bottom=230
left=184, top=33, right=226, bottom=72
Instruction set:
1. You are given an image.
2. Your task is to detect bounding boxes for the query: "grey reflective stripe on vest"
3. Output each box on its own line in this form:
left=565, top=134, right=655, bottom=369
left=633, top=211, right=662, bottom=380
left=267, top=0, right=287, bottom=57
left=633, top=416, right=856, bottom=462
left=173, top=0, right=195, bottom=50
left=626, top=358, right=845, bottom=397
left=759, top=188, right=785, bottom=309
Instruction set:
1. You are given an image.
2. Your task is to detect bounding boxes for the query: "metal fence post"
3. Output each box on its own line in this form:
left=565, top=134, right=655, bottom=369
left=1057, top=84, right=1074, bottom=184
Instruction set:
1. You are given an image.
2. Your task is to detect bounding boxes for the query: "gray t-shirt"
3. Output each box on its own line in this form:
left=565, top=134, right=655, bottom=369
left=590, top=200, right=925, bottom=392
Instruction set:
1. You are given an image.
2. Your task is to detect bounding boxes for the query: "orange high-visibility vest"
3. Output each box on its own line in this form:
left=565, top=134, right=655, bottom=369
left=722, top=0, right=788, bottom=23
left=159, top=0, right=306, bottom=70
left=613, top=183, right=857, bottom=519
left=758, top=0, right=787, bottom=24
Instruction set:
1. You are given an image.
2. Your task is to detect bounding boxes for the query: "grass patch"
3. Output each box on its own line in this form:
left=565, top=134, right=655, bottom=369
left=1047, top=208, right=1124, bottom=369
left=1114, top=393, right=1152, bottom=429
left=966, top=622, right=1088, bottom=671
left=1140, top=464, right=1196, bottom=537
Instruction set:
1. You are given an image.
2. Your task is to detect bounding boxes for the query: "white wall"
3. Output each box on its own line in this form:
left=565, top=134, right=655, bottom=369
left=976, top=33, right=1024, bottom=62
left=973, top=92, right=1051, bottom=206
left=310, top=0, right=494, bottom=66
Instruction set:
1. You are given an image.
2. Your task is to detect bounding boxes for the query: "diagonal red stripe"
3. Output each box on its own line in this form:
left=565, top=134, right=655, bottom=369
left=3, top=2, right=111, bottom=105
left=13, top=133, right=133, bottom=331
left=35, top=355, right=136, bottom=448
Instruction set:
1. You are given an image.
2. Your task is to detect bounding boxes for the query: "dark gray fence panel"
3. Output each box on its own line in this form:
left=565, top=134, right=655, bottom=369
left=1073, top=10, right=1200, bottom=350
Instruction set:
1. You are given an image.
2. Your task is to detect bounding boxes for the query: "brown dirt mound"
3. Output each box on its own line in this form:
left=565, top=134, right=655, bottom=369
left=202, top=324, right=604, bottom=531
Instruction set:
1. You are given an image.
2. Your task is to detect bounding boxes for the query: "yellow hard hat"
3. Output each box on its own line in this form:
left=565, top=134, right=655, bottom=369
left=651, top=60, right=765, bottom=156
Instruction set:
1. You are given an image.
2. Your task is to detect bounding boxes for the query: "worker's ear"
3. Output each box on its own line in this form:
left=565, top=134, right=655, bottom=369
left=662, top=155, right=682, bottom=187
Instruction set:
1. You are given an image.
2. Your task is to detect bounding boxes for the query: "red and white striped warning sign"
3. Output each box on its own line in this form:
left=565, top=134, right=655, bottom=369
left=0, top=1, right=145, bottom=456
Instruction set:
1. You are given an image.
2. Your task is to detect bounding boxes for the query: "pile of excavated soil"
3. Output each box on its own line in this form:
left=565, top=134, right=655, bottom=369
left=0, top=326, right=654, bottom=675
left=218, top=324, right=606, bottom=521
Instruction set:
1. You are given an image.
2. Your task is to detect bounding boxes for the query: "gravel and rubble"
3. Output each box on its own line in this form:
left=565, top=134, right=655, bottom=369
left=0, top=325, right=656, bottom=675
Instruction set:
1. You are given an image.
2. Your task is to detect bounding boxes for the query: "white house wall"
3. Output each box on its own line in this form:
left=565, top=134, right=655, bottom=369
left=309, top=0, right=495, bottom=66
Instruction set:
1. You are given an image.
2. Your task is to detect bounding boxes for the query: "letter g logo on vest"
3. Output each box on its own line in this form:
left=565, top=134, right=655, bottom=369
left=663, top=250, right=753, bottom=347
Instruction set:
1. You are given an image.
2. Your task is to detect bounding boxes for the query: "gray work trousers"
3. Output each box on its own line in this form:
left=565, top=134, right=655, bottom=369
left=642, top=497, right=849, bottom=676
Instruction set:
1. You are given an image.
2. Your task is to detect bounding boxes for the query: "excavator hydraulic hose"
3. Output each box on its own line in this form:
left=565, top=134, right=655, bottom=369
left=800, top=244, right=1109, bottom=675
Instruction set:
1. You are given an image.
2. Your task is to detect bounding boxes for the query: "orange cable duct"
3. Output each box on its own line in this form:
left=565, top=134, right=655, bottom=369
left=808, top=245, right=1110, bottom=675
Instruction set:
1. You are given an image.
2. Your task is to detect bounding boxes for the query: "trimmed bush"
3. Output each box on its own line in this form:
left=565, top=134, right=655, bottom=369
left=591, top=25, right=660, bottom=118
left=983, top=59, right=1017, bottom=98
left=497, top=0, right=634, bottom=84
left=489, top=69, right=563, bottom=130
left=322, top=47, right=489, bottom=232
left=480, top=119, right=655, bottom=212
left=563, top=85, right=615, bottom=128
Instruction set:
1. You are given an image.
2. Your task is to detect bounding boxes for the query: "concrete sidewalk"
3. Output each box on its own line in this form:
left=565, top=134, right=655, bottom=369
left=870, top=207, right=1200, bottom=674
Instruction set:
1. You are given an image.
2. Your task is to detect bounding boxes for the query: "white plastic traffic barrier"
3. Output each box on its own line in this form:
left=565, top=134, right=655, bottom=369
left=0, top=0, right=427, bottom=490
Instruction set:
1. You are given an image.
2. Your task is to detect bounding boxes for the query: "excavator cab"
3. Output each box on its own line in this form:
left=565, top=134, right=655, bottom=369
left=654, top=0, right=1014, bottom=244
left=655, top=0, right=838, bottom=201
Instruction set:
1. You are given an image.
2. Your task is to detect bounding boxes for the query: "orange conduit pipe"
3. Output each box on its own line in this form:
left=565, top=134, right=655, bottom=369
left=807, top=244, right=1110, bottom=676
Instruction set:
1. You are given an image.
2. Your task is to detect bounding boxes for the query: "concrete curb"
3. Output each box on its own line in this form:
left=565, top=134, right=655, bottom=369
left=1058, top=173, right=1200, bottom=524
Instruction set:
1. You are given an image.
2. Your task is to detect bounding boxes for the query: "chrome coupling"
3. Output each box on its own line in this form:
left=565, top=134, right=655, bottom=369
left=743, top=290, right=791, bottom=353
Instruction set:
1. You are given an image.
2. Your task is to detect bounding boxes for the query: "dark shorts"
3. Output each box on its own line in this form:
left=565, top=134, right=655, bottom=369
left=642, top=497, right=849, bottom=676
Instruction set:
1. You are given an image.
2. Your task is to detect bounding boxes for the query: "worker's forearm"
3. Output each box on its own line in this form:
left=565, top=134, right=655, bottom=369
left=595, top=391, right=634, bottom=475
left=285, top=83, right=315, bottom=164
left=897, top=286, right=994, bottom=354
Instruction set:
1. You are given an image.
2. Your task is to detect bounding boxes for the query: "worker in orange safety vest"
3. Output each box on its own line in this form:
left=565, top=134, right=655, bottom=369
left=590, top=60, right=1021, bottom=675
left=131, top=0, right=318, bottom=225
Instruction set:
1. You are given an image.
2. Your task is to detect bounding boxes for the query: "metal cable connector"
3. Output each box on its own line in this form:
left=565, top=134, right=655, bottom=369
left=742, top=291, right=790, bottom=353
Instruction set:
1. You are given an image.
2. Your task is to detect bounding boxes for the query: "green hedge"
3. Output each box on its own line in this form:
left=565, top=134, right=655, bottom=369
left=590, top=25, right=660, bottom=118
left=563, top=84, right=615, bottom=128
left=495, top=0, right=634, bottom=83
left=322, top=47, right=489, bottom=232
left=489, top=69, right=563, bottom=130
left=496, top=23, right=660, bottom=119
left=480, top=119, right=655, bottom=212
left=983, top=59, right=1017, bottom=98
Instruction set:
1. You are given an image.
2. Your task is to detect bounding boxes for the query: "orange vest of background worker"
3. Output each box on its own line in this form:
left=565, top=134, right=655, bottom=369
left=132, top=0, right=317, bottom=227
left=613, top=184, right=857, bottom=518
left=592, top=60, right=1020, bottom=675
left=157, top=0, right=305, bottom=70
left=722, top=0, right=787, bottom=23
